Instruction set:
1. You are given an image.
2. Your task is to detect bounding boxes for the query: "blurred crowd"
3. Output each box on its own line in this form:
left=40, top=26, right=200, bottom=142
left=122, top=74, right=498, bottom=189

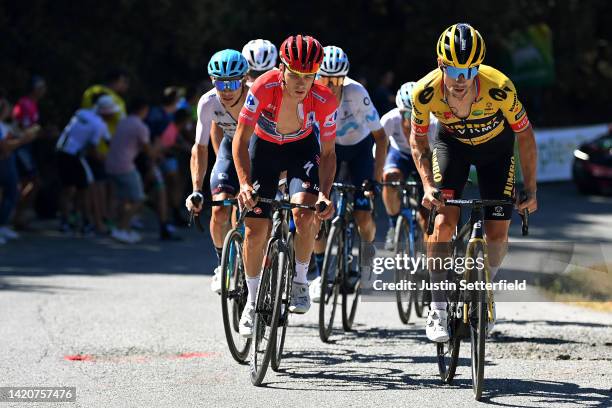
left=0, top=66, right=402, bottom=246
left=0, top=70, right=215, bottom=245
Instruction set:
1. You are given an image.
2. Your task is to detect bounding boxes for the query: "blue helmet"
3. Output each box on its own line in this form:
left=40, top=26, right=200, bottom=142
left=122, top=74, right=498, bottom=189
left=207, top=49, right=249, bottom=79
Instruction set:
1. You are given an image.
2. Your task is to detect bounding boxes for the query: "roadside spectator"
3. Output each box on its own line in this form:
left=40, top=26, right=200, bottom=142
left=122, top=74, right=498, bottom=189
left=55, top=95, right=117, bottom=235
left=145, top=86, right=181, bottom=139
left=85, top=92, right=116, bottom=235
left=82, top=70, right=130, bottom=232
left=0, top=94, right=40, bottom=244
left=105, top=98, right=152, bottom=244
left=11, top=75, right=46, bottom=230
left=158, top=108, right=192, bottom=226
left=372, top=70, right=396, bottom=114
left=140, top=86, right=182, bottom=240
left=81, top=69, right=129, bottom=135
left=177, top=84, right=202, bottom=123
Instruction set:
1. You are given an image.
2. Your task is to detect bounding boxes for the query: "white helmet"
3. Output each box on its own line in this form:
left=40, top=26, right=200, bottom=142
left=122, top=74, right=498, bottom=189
left=242, top=39, right=278, bottom=72
left=319, top=46, right=350, bottom=77
left=396, top=81, right=417, bottom=111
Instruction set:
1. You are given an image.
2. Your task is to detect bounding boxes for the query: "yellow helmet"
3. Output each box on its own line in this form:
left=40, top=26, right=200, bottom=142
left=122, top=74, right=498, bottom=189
left=436, top=23, right=486, bottom=68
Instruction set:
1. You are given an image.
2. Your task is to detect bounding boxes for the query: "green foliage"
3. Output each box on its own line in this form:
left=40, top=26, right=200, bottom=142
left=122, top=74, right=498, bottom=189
left=1, top=0, right=610, bottom=127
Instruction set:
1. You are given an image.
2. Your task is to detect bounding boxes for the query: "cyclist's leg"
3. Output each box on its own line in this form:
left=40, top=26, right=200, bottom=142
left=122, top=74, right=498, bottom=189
left=209, top=136, right=238, bottom=265
left=346, top=137, right=375, bottom=242
left=243, top=136, right=277, bottom=302
left=312, top=143, right=344, bottom=276
left=475, top=134, right=515, bottom=281
left=428, top=139, right=470, bottom=308
left=286, top=135, right=321, bottom=313
left=382, top=147, right=406, bottom=215
left=287, top=136, right=321, bottom=278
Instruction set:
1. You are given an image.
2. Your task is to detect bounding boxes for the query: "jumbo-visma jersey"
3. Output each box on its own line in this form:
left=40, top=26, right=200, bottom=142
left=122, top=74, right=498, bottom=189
left=410, top=65, right=530, bottom=145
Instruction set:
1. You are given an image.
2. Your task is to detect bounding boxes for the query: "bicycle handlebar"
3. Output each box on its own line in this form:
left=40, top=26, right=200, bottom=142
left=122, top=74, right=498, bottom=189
left=251, top=192, right=327, bottom=213
left=426, top=194, right=530, bottom=236
left=188, top=196, right=238, bottom=232
left=379, top=180, right=421, bottom=187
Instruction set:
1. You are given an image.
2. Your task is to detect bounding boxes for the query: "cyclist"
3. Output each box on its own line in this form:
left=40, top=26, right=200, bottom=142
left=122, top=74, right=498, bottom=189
left=381, top=82, right=439, bottom=250
left=232, top=34, right=337, bottom=337
left=184, top=49, right=250, bottom=293
left=310, top=45, right=387, bottom=301
left=410, top=23, right=538, bottom=342
left=242, top=39, right=278, bottom=85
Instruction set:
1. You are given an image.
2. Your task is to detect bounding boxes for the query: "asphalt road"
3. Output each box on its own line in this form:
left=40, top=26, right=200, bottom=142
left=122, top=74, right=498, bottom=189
left=0, top=182, right=611, bottom=407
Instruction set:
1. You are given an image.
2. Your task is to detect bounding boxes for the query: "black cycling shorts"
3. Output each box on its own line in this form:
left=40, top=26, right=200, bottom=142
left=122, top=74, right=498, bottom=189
left=210, top=135, right=239, bottom=196
left=432, top=129, right=515, bottom=220
left=248, top=132, right=321, bottom=219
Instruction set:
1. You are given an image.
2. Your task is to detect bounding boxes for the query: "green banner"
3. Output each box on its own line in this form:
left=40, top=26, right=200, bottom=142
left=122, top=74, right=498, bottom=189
left=501, top=23, right=555, bottom=87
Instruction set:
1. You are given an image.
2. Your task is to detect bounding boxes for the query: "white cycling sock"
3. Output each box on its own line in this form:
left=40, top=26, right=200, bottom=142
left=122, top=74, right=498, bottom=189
left=294, top=259, right=309, bottom=284
left=246, top=276, right=260, bottom=305
left=431, top=302, right=447, bottom=311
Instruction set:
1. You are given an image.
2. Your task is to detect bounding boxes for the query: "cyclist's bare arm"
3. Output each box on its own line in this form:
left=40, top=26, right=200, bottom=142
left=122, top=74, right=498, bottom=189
left=210, top=121, right=223, bottom=155
left=515, top=125, right=538, bottom=213
left=410, top=127, right=442, bottom=208
left=372, top=127, right=388, bottom=183
left=190, top=143, right=208, bottom=192
left=319, top=137, right=336, bottom=198
left=232, top=121, right=257, bottom=209
left=316, top=138, right=336, bottom=220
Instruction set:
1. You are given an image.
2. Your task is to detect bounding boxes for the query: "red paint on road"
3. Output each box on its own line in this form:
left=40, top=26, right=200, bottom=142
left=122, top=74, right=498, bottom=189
left=64, top=354, right=95, bottom=361
left=173, top=352, right=217, bottom=359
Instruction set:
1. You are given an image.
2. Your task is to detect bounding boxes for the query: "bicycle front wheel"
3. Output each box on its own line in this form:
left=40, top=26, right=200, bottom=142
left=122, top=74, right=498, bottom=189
left=220, top=228, right=250, bottom=364
left=318, top=225, right=341, bottom=342
left=342, top=223, right=361, bottom=331
left=271, top=238, right=292, bottom=371
left=394, top=215, right=413, bottom=324
left=250, top=241, right=283, bottom=386
left=469, top=243, right=487, bottom=400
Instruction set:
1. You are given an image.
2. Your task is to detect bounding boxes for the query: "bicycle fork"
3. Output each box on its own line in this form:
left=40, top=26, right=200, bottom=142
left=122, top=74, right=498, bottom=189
left=463, top=238, right=494, bottom=324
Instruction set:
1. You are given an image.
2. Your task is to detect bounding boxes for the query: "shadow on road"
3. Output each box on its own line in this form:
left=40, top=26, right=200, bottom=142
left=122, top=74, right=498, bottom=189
left=499, top=319, right=611, bottom=329
left=480, top=378, right=612, bottom=407
left=0, top=279, right=88, bottom=294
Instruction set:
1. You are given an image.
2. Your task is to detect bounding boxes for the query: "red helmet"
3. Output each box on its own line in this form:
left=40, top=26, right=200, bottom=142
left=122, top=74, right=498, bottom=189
left=279, top=34, right=324, bottom=74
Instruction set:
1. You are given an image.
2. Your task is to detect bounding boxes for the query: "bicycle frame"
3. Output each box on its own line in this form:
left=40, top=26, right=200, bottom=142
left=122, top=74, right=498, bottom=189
left=331, top=187, right=357, bottom=279
left=453, top=204, right=493, bottom=324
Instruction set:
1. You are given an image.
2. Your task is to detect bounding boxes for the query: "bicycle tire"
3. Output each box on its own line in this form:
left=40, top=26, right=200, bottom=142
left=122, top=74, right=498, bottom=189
left=220, top=228, right=251, bottom=364
left=250, top=241, right=283, bottom=386
left=342, top=223, right=360, bottom=331
left=394, top=215, right=413, bottom=324
left=271, top=238, right=292, bottom=371
left=318, top=224, right=341, bottom=342
left=470, top=243, right=487, bottom=400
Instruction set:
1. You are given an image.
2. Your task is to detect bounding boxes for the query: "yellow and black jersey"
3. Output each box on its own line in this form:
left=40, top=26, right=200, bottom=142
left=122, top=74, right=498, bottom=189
left=411, top=65, right=530, bottom=146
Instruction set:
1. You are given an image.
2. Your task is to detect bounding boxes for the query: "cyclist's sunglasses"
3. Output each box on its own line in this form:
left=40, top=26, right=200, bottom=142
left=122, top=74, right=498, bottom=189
left=212, top=78, right=243, bottom=91
left=442, top=65, right=479, bottom=80
left=401, top=109, right=412, bottom=120
left=316, top=76, right=345, bottom=87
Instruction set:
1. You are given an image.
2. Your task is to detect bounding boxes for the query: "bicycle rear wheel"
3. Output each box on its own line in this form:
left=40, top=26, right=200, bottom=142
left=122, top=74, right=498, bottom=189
left=470, top=243, right=487, bottom=400
left=318, top=225, right=341, bottom=342
left=250, top=241, right=283, bottom=386
left=436, top=300, right=461, bottom=383
left=220, top=228, right=250, bottom=364
left=394, top=215, right=413, bottom=324
left=271, top=239, right=292, bottom=371
left=342, top=223, right=361, bottom=331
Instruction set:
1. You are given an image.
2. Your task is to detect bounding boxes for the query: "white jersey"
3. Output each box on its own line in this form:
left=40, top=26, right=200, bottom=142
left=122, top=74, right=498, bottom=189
left=334, top=77, right=383, bottom=146
left=195, top=88, right=242, bottom=145
left=56, top=109, right=110, bottom=155
left=381, top=108, right=439, bottom=153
